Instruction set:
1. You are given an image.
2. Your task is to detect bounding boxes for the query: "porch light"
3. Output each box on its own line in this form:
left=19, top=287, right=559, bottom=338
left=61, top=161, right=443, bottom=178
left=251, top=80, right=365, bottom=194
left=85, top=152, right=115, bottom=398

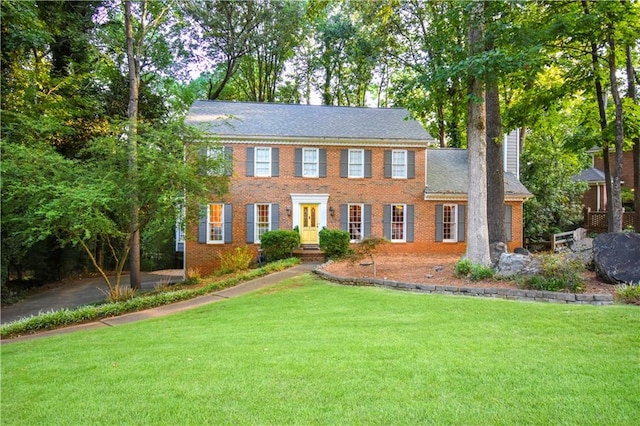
left=286, top=207, right=291, bottom=217
left=329, top=206, right=335, bottom=217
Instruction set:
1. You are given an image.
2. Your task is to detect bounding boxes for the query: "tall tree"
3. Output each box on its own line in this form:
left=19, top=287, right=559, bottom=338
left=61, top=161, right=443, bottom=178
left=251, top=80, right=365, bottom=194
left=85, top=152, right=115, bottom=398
left=465, top=1, right=490, bottom=265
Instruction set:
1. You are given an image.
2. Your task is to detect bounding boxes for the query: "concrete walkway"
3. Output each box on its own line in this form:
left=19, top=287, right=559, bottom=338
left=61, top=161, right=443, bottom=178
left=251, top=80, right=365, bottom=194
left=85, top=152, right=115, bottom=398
left=1, top=263, right=318, bottom=344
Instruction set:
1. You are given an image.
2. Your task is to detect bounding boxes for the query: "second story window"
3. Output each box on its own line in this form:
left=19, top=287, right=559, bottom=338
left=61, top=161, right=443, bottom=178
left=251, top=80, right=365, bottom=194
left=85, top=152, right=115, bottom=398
left=348, top=149, right=364, bottom=178
left=392, top=150, right=407, bottom=178
left=255, top=147, right=271, bottom=177
left=303, top=148, right=319, bottom=177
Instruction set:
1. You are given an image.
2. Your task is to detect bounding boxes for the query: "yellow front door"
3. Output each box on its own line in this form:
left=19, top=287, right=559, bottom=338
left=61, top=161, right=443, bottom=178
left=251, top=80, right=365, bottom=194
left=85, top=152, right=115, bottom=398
left=300, top=204, right=319, bottom=244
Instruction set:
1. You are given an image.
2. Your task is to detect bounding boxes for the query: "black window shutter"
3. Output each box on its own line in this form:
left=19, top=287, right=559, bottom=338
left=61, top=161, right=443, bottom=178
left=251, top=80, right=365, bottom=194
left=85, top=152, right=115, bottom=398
left=224, top=146, right=233, bottom=176
left=364, top=204, right=372, bottom=238
left=340, top=150, right=348, bottom=177
left=340, top=204, right=348, bottom=231
left=505, top=205, right=513, bottom=242
left=294, top=148, right=302, bottom=177
left=223, top=204, right=233, bottom=243
left=364, top=150, right=372, bottom=178
left=435, top=204, right=444, bottom=242
left=457, top=204, right=466, bottom=242
left=407, top=150, right=415, bottom=179
left=384, top=150, right=392, bottom=178
left=246, top=147, right=254, bottom=177
left=271, top=203, right=280, bottom=230
left=406, top=205, right=414, bottom=242
left=319, top=149, right=327, bottom=177
left=271, top=148, right=279, bottom=177
left=383, top=204, right=391, bottom=239
left=198, top=204, right=208, bottom=243
left=246, top=204, right=255, bottom=243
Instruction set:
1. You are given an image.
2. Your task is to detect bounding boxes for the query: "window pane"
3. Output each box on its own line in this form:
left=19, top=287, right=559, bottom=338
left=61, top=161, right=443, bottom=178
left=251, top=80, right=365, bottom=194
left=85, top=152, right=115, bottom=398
left=209, top=204, right=223, bottom=242
left=349, top=150, right=364, bottom=177
left=255, top=148, right=270, bottom=177
left=256, top=204, right=270, bottom=241
left=349, top=204, right=362, bottom=241
left=391, top=205, right=404, bottom=240
left=303, top=148, right=318, bottom=177
left=443, top=205, right=456, bottom=241
left=392, top=150, right=406, bottom=178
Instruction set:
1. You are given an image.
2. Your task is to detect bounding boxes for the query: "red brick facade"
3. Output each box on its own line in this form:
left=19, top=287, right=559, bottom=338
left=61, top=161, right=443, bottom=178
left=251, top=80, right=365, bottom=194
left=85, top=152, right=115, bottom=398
left=185, top=142, right=527, bottom=276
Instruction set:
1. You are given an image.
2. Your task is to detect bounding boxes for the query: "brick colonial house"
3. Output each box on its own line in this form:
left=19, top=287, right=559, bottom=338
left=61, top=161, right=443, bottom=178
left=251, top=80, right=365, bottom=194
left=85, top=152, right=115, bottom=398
left=183, top=101, right=531, bottom=276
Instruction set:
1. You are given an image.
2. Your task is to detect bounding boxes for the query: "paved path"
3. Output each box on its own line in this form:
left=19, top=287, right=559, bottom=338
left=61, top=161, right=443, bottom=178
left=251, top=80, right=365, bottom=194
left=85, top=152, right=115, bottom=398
left=1, top=263, right=318, bottom=344
left=1, top=270, right=184, bottom=325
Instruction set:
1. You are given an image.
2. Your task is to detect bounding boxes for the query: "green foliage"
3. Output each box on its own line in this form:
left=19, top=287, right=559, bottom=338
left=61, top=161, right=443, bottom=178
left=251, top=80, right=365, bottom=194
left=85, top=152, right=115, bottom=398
left=454, top=258, right=495, bottom=281
left=319, top=228, right=352, bottom=260
left=260, top=230, right=300, bottom=261
left=614, top=283, right=640, bottom=305
left=218, top=245, right=254, bottom=275
left=519, top=253, right=585, bottom=293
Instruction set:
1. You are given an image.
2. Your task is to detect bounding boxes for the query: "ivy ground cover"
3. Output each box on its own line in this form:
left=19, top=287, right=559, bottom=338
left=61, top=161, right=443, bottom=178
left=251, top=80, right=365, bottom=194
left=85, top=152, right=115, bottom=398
left=2, top=274, right=639, bottom=425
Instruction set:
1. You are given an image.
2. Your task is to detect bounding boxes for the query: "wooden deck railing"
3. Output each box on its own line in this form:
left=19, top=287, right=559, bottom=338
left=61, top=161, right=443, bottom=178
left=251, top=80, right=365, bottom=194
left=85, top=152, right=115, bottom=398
left=583, top=209, right=636, bottom=233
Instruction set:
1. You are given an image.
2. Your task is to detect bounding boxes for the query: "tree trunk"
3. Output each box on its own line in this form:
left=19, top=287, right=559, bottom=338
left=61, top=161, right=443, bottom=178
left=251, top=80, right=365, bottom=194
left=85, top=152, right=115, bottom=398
left=485, top=46, right=506, bottom=244
left=625, top=43, right=640, bottom=231
left=124, top=0, right=140, bottom=290
left=465, top=1, right=491, bottom=266
left=607, top=32, right=624, bottom=232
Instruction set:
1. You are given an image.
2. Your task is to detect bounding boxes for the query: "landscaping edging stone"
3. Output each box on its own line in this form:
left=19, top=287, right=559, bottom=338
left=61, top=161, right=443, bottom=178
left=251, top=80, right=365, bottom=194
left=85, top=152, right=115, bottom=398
left=314, top=267, right=614, bottom=306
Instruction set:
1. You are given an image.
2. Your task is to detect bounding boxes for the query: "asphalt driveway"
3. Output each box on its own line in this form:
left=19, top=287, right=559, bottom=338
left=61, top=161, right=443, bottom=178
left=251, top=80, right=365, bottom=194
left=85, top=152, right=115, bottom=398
left=1, top=270, right=184, bottom=324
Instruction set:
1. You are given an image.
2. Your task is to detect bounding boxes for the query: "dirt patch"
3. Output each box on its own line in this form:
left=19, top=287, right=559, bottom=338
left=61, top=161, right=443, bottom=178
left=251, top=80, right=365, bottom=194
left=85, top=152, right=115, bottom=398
left=321, top=253, right=616, bottom=296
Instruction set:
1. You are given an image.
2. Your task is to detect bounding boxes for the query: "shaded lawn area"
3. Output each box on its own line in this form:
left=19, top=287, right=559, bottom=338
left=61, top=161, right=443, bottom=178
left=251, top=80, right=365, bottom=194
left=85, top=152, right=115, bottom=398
left=2, top=274, right=639, bottom=425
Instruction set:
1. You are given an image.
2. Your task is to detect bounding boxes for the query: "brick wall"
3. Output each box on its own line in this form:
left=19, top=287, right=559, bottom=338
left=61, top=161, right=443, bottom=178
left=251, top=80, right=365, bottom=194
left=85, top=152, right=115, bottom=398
left=185, top=143, right=527, bottom=275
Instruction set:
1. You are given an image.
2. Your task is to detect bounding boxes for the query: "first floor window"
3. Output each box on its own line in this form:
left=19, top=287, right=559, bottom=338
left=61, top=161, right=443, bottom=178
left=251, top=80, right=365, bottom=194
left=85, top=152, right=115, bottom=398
left=208, top=203, right=224, bottom=243
left=255, top=204, right=271, bottom=242
left=442, top=204, right=457, bottom=242
left=391, top=204, right=405, bottom=241
left=349, top=204, right=363, bottom=241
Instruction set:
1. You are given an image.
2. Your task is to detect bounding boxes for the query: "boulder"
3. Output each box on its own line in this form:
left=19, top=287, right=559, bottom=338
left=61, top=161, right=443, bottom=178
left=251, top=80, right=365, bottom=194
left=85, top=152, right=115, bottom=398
left=489, top=242, right=508, bottom=266
left=593, top=233, right=640, bottom=284
left=496, top=252, right=540, bottom=278
left=514, top=247, right=532, bottom=256
left=566, top=237, right=594, bottom=268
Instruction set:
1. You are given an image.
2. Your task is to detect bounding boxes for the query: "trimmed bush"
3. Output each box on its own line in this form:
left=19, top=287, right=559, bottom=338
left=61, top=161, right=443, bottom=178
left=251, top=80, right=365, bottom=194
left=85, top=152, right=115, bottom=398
left=319, top=228, right=352, bottom=260
left=260, top=230, right=300, bottom=261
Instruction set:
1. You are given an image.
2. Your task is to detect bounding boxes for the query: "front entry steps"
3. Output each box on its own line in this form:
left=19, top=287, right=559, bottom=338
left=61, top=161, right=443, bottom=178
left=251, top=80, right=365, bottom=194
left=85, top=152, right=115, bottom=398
left=293, top=245, right=324, bottom=263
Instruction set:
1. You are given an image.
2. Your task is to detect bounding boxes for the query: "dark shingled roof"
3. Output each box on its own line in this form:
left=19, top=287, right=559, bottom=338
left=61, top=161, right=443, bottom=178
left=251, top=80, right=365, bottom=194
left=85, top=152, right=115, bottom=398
left=425, top=149, right=531, bottom=197
left=186, top=100, right=434, bottom=142
left=573, top=167, right=606, bottom=183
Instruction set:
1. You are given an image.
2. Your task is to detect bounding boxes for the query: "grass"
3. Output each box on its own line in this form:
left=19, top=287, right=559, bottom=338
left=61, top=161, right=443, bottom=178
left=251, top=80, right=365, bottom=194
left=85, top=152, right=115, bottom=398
left=2, top=274, right=639, bottom=425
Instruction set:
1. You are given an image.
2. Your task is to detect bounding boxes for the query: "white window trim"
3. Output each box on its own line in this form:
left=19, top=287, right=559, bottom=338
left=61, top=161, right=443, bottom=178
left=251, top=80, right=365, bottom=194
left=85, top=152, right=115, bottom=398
left=302, top=148, right=319, bottom=178
left=392, top=150, right=407, bottom=179
left=443, top=204, right=458, bottom=243
left=348, top=203, right=364, bottom=243
left=348, top=149, right=364, bottom=178
left=207, top=203, right=224, bottom=244
left=254, top=203, right=271, bottom=244
left=254, top=147, right=272, bottom=177
left=391, top=204, right=406, bottom=242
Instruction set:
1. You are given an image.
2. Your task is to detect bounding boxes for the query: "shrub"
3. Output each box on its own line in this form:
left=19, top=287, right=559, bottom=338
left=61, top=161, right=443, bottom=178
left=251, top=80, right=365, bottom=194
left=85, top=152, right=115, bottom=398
left=185, top=268, right=201, bottom=285
left=454, top=258, right=473, bottom=278
left=319, top=228, right=352, bottom=260
left=454, top=259, right=495, bottom=281
left=260, top=230, right=300, bottom=261
left=520, top=253, right=585, bottom=293
left=615, top=283, right=640, bottom=305
left=218, top=245, right=253, bottom=274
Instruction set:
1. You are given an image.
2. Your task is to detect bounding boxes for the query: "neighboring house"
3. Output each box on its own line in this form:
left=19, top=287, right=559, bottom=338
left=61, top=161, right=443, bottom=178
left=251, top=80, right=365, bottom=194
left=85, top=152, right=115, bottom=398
left=575, top=148, right=635, bottom=212
left=183, top=101, right=532, bottom=275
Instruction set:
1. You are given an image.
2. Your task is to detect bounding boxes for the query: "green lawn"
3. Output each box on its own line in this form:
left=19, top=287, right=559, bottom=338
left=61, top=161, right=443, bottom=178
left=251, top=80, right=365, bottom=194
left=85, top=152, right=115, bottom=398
left=2, top=274, right=639, bottom=425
